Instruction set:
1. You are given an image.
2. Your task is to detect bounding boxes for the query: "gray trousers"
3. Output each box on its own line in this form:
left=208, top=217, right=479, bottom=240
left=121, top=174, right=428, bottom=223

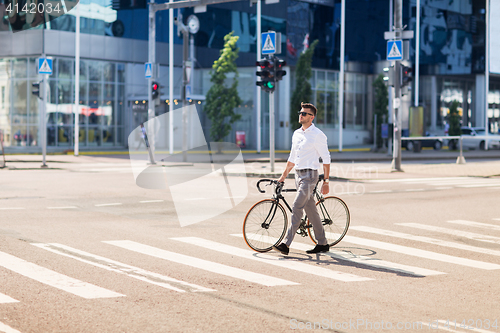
left=283, top=169, right=328, bottom=246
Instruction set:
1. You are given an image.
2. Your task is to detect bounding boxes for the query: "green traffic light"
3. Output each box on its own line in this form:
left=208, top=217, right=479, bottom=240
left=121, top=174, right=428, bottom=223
left=265, top=82, right=274, bottom=89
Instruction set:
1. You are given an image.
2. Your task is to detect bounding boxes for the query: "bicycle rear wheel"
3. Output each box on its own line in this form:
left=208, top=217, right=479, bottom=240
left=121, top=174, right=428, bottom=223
left=308, top=196, right=350, bottom=246
left=243, top=199, right=288, bottom=252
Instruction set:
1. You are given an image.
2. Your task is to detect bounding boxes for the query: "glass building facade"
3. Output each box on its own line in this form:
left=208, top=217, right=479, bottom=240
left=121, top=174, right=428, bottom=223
left=0, top=0, right=499, bottom=152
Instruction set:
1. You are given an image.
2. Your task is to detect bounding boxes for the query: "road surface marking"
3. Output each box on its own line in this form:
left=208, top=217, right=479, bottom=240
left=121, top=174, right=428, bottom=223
left=95, top=203, right=123, bottom=207
left=368, top=177, right=467, bottom=183
left=139, top=200, right=164, bottom=203
left=447, top=220, right=500, bottom=232
left=0, top=321, right=22, bottom=333
left=350, top=226, right=500, bottom=257
left=0, top=251, right=124, bottom=299
left=33, top=243, right=214, bottom=293
left=0, top=293, right=18, bottom=304
left=435, top=187, right=453, bottom=190
left=338, top=234, right=500, bottom=270
left=232, top=234, right=444, bottom=277
left=404, top=188, right=425, bottom=192
left=369, top=190, right=393, bottom=194
left=172, top=237, right=373, bottom=282
left=0, top=208, right=25, bottom=210
left=397, top=223, right=500, bottom=245
left=458, top=183, right=500, bottom=188
left=103, top=240, right=298, bottom=287
left=47, top=206, right=77, bottom=209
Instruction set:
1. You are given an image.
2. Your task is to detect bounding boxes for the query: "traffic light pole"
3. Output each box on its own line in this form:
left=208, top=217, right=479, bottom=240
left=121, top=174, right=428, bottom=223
left=269, top=91, right=275, bottom=172
left=41, top=73, right=48, bottom=168
left=148, top=1, right=156, bottom=164
left=392, top=0, right=403, bottom=172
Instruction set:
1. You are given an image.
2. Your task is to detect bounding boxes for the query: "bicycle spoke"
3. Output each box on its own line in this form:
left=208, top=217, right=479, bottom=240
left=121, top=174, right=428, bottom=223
left=308, top=196, right=350, bottom=246
left=243, top=200, right=287, bottom=252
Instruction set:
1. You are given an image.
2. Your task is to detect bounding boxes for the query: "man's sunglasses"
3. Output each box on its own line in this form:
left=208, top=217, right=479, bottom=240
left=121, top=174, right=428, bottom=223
left=298, top=111, right=314, bottom=117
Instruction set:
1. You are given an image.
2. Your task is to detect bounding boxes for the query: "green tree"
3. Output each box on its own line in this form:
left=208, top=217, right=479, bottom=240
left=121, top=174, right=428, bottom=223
left=204, top=31, right=242, bottom=143
left=290, top=39, right=319, bottom=130
left=372, top=73, right=389, bottom=148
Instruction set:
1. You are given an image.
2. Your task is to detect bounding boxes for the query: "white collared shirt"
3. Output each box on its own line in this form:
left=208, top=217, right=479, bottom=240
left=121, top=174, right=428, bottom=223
left=287, top=123, right=331, bottom=170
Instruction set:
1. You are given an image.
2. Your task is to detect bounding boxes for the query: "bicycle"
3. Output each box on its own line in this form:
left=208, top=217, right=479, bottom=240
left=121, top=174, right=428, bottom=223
left=243, top=175, right=350, bottom=252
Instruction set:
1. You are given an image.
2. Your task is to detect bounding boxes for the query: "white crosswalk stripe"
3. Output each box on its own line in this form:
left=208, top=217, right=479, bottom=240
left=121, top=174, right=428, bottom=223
left=447, top=219, right=500, bottom=232
left=103, top=240, right=299, bottom=287
left=0, top=293, right=18, bottom=304
left=339, top=234, right=500, bottom=270
left=0, top=321, right=22, bottom=333
left=172, top=237, right=373, bottom=282
left=32, top=243, right=215, bottom=293
left=368, top=177, right=500, bottom=188
left=231, top=234, right=445, bottom=277
left=0, top=251, right=124, bottom=299
left=397, top=223, right=500, bottom=245
left=350, top=226, right=500, bottom=257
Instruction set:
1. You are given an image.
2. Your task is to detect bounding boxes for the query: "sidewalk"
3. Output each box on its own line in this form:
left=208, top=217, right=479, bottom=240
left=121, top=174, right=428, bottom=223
left=1, top=148, right=499, bottom=179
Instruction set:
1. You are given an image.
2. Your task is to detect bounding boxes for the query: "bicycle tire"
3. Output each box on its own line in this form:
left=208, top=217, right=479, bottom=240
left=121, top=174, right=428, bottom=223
left=308, top=196, right=350, bottom=246
left=243, top=199, right=288, bottom=252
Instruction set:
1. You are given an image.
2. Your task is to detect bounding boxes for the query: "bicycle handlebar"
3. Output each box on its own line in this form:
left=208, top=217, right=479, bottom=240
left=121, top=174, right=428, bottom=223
left=256, top=178, right=298, bottom=194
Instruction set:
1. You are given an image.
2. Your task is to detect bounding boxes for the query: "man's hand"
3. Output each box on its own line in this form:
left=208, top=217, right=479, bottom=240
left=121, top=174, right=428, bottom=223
left=321, top=183, right=329, bottom=195
left=277, top=175, right=286, bottom=183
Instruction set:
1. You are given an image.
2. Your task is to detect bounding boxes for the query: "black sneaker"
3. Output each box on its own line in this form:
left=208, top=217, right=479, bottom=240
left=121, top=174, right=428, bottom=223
left=306, top=244, right=330, bottom=254
left=272, top=243, right=289, bottom=255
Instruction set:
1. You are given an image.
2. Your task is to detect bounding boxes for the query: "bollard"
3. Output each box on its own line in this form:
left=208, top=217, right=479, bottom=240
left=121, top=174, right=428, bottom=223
left=456, top=136, right=466, bottom=164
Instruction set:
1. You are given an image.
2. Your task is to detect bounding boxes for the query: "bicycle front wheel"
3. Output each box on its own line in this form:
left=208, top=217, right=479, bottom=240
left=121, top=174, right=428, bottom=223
left=308, top=196, right=350, bottom=246
left=243, top=199, right=288, bottom=252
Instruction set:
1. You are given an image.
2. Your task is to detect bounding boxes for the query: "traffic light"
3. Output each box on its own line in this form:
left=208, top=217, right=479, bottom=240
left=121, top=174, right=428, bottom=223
left=275, top=58, right=286, bottom=82
left=382, top=66, right=395, bottom=86
left=256, top=59, right=275, bottom=93
left=32, top=82, right=41, bottom=99
left=151, top=81, right=159, bottom=99
left=401, top=65, right=413, bottom=88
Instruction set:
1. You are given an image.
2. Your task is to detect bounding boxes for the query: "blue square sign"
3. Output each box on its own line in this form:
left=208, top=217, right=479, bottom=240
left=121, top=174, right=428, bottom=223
left=387, top=40, right=403, bottom=61
left=145, top=63, right=152, bottom=78
left=262, top=32, right=276, bottom=55
left=38, top=58, right=53, bottom=75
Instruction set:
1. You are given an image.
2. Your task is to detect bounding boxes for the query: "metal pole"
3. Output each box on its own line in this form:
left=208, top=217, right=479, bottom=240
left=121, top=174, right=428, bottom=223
left=190, top=34, right=195, bottom=149
left=392, top=0, right=403, bottom=171
left=169, top=1, right=174, bottom=155
left=41, top=72, right=48, bottom=168
left=485, top=0, right=490, bottom=150
left=388, top=0, right=393, bottom=156
left=74, top=2, right=80, bottom=156
left=338, top=0, right=345, bottom=152
left=269, top=91, right=275, bottom=172
left=414, top=0, right=420, bottom=107
left=256, top=0, right=262, bottom=153
left=148, top=2, right=156, bottom=164
left=182, top=29, right=189, bottom=161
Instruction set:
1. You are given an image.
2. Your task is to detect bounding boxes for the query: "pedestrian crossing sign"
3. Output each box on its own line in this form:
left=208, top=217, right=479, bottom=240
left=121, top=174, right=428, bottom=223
left=38, top=58, right=53, bottom=75
left=145, top=63, right=152, bottom=78
left=262, top=32, right=276, bottom=54
left=387, top=40, right=403, bottom=60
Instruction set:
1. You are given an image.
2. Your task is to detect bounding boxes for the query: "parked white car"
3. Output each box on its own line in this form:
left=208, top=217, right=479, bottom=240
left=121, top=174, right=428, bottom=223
left=460, top=127, right=500, bottom=150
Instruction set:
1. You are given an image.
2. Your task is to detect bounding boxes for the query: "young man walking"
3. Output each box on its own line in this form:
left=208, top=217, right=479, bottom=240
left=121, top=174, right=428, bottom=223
left=272, top=102, right=331, bottom=255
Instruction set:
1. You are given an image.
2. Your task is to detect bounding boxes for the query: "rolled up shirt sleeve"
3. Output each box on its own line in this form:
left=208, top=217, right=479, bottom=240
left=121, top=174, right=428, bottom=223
left=288, top=137, right=297, bottom=164
left=315, top=132, right=331, bottom=165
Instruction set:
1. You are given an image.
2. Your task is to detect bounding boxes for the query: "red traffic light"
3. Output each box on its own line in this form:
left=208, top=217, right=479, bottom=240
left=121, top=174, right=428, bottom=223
left=152, top=81, right=159, bottom=99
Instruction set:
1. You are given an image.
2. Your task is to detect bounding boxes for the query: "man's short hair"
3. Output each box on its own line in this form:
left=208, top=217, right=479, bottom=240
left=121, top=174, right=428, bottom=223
left=301, top=102, right=317, bottom=116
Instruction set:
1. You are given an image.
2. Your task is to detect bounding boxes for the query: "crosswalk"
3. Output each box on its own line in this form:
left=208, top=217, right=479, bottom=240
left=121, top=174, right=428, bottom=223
left=0, top=217, right=499, bottom=332
left=368, top=176, right=500, bottom=190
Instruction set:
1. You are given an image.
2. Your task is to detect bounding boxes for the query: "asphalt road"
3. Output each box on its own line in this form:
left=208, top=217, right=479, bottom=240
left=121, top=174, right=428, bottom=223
left=0, top=157, right=499, bottom=333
